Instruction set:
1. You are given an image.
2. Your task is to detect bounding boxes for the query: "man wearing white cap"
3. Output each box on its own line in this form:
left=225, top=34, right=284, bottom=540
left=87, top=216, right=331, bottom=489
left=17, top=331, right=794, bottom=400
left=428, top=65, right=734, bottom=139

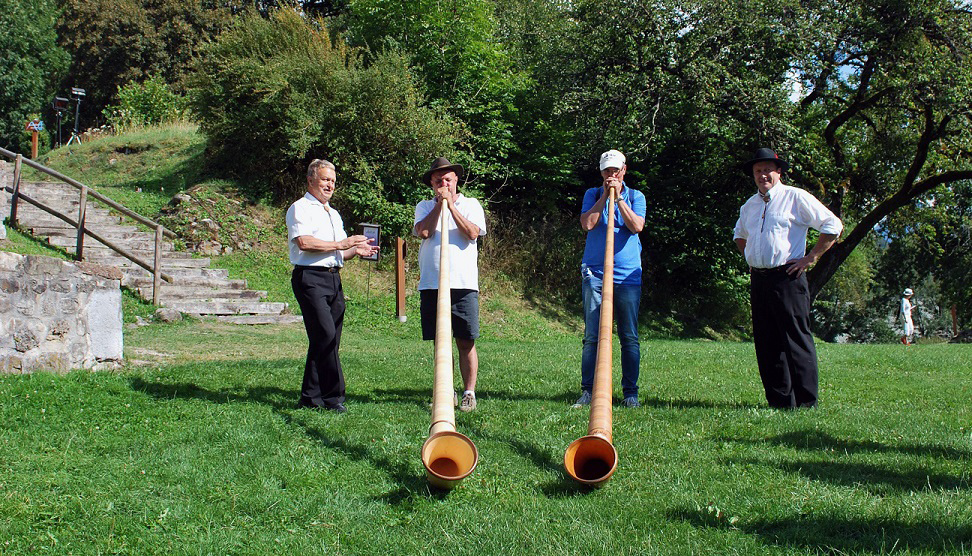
left=573, top=149, right=646, bottom=409
left=900, top=288, right=915, bottom=345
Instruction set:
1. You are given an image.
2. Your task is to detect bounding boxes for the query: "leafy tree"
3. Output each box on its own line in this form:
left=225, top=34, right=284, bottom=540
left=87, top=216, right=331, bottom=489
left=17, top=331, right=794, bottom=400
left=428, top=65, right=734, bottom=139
left=0, top=0, right=69, bottom=151
left=783, top=0, right=972, bottom=299
left=56, top=0, right=235, bottom=122
left=191, top=8, right=463, bottom=238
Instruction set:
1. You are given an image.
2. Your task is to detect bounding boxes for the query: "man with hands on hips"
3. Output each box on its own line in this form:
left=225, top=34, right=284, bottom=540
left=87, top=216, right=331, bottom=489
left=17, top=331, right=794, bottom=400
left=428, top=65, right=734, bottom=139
left=288, top=158, right=378, bottom=413
left=733, top=148, right=842, bottom=410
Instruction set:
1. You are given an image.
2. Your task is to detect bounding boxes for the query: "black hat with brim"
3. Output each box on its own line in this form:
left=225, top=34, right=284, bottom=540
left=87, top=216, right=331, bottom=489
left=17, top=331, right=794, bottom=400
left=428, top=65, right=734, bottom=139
left=422, top=157, right=464, bottom=186
left=742, top=148, right=789, bottom=175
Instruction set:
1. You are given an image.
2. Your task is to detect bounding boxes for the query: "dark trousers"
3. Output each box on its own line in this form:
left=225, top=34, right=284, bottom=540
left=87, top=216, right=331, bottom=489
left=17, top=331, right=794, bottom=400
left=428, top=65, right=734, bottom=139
left=750, top=268, right=818, bottom=408
left=292, top=267, right=346, bottom=408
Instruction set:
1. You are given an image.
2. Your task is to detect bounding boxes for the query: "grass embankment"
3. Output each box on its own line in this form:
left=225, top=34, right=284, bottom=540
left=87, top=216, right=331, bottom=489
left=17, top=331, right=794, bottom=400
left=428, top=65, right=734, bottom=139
left=2, top=311, right=971, bottom=554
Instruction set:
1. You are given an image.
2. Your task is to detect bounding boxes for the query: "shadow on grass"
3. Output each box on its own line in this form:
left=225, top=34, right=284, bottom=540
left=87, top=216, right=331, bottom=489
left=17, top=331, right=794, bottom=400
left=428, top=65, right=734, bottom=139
left=734, top=429, right=972, bottom=460
left=670, top=507, right=972, bottom=553
left=128, top=376, right=450, bottom=506
left=369, top=386, right=579, bottom=406
left=640, top=396, right=754, bottom=411
left=718, top=430, right=971, bottom=493
left=731, top=457, right=970, bottom=494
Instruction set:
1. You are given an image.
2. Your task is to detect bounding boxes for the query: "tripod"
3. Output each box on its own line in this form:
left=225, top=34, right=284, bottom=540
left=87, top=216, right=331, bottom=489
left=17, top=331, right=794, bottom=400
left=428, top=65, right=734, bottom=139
left=66, top=88, right=85, bottom=145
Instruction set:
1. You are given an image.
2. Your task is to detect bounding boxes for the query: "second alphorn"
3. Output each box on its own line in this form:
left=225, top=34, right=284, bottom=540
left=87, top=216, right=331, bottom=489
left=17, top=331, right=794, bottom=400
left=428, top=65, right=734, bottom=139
left=420, top=197, right=479, bottom=489
left=564, top=187, right=619, bottom=485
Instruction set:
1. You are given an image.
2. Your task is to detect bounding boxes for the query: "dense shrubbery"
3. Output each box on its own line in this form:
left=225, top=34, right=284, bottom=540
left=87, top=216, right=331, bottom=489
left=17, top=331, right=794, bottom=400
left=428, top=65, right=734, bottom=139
left=103, top=76, right=188, bottom=131
left=191, top=9, right=463, bottom=239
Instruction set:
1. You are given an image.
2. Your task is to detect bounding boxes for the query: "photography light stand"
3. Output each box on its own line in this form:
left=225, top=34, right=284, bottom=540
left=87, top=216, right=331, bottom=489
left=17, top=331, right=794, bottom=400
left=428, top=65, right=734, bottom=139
left=66, top=87, right=85, bottom=146
left=52, top=97, right=69, bottom=147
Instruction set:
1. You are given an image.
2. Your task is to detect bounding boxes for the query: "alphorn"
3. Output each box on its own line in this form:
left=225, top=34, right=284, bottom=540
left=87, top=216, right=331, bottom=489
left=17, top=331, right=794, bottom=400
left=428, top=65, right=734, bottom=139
left=421, top=197, right=479, bottom=489
left=564, top=187, right=619, bottom=486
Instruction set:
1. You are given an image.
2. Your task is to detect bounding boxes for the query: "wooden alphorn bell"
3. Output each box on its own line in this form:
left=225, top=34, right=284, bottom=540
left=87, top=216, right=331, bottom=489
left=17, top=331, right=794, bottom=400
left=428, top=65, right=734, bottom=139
left=564, top=187, right=619, bottom=486
left=420, top=197, right=479, bottom=489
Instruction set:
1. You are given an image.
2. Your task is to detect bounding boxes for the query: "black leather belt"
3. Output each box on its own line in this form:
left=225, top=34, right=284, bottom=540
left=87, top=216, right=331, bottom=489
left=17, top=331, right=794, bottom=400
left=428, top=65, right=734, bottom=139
left=295, top=265, right=340, bottom=273
left=751, top=264, right=790, bottom=275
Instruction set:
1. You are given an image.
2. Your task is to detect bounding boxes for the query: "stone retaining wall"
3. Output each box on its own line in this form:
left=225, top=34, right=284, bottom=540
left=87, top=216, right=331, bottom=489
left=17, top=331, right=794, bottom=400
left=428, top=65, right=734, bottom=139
left=0, top=251, right=123, bottom=373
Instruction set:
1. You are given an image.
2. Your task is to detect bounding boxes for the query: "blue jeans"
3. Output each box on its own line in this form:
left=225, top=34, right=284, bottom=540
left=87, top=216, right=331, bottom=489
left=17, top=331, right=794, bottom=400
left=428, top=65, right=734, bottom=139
left=581, top=267, right=641, bottom=398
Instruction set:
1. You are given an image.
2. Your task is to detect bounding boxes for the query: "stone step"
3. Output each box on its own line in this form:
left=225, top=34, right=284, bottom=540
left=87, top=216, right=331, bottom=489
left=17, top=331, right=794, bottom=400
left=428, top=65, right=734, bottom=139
left=68, top=245, right=196, bottom=260
left=46, top=234, right=175, bottom=252
left=13, top=208, right=125, bottom=226
left=216, top=314, right=304, bottom=325
left=128, top=276, right=248, bottom=289
left=161, top=300, right=288, bottom=316
left=136, top=285, right=266, bottom=300
left=30, top=225, right=143, bottom=239
left=89, top=254, right=212, bottom=269
left=121, top=266, right=231, bottom=280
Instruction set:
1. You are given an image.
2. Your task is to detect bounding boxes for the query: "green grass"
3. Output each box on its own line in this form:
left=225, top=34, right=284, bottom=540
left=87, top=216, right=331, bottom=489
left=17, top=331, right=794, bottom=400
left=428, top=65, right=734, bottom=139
left=2, top=317, right=970, bottom=554
left=22, top=124, right=207, bottom=218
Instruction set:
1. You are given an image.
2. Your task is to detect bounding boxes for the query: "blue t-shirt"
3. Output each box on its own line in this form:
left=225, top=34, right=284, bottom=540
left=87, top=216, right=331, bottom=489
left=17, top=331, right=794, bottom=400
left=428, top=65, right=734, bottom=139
left=580, top=184, right=646, bottom=285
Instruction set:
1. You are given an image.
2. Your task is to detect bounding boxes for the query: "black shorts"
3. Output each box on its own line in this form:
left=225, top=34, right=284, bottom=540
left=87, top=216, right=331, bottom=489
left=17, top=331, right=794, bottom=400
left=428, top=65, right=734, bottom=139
left=419, top=289, right=480, bottom=341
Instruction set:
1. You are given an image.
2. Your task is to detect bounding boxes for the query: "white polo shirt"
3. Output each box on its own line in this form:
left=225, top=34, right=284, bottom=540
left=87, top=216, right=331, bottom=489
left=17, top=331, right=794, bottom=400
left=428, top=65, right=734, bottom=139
left=286, top=192, right=347, bottom=267
left=733, top=183, right=843, bottom=269
left=413, top=194, right=487, bottom=291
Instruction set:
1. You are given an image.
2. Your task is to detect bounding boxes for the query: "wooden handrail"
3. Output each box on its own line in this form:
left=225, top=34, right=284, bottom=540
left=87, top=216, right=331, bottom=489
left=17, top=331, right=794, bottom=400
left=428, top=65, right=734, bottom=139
left=3, top=186, right=173, bottom=284
left=0, top=146, right=176, bottom=238
left=1, top=147, right=177, bottom=302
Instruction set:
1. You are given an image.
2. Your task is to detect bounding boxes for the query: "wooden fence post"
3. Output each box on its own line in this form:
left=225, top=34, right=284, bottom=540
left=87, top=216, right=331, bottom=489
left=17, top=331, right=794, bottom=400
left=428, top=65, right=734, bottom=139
left=76, top=185, right=87, bottom=260
left=10, top=154, right=22, bottom=226
left=153, top=224, right=163, bottom=305
left=396, top=237, right=407, bottom=322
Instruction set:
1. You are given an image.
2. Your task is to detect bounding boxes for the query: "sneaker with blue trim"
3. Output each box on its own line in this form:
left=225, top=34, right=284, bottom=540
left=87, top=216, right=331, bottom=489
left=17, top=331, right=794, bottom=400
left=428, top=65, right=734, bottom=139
left=572, top=390, right=592, bottom=408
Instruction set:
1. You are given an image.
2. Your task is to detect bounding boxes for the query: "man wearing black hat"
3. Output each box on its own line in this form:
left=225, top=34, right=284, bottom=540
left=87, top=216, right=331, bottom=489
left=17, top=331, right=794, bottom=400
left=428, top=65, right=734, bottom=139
left=413, top=157, right=487, bottom=412
left=733, top=148, right=842, bottom=409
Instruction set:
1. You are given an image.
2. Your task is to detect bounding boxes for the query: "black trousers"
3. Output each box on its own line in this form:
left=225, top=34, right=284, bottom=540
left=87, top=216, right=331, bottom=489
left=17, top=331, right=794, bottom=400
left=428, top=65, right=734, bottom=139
left=292, top=267, right=346, bottom=408
left=750, top=268, right=818, bottom=408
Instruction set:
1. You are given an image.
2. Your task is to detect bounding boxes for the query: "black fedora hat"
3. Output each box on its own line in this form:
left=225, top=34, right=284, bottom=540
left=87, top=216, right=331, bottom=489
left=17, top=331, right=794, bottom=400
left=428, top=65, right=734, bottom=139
left=743, top=148, right=789, bottom=174
left=422, top=157, right=464, bottom=186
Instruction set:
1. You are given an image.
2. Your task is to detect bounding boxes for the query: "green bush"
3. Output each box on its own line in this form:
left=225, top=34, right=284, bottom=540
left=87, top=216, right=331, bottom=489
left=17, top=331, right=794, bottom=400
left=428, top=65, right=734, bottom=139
left=103, top=76, right=188, bottom=131
left=191, top=9, right=464, bottom=240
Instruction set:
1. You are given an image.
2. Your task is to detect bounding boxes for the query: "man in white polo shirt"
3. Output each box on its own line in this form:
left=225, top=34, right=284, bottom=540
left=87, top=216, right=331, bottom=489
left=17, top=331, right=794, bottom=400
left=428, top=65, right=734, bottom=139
left=413, top=157, right=487, bottom=412
left=287, top=159, right=378, bottom=413
left=733, top=148, right=842, bottom=409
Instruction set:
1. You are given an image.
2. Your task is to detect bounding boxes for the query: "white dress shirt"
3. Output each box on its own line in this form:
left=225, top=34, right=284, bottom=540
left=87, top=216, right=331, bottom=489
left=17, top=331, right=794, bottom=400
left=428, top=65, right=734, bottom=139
left=286, top=192, right=347, bottom=267
left=733, top=183, right=843, bottom=269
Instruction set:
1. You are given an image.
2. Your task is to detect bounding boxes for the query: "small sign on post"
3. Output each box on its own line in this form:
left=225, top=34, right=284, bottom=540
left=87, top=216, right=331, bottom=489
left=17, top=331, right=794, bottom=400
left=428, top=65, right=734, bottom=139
left=25, top=119, right=44, bottom=159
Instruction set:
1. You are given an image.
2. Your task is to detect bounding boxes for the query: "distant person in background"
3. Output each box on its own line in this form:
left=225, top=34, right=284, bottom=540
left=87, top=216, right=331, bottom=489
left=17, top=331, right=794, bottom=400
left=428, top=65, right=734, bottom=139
left=287, top=159, right=379, bottom=413
left=733, top=148, right=842, bottom=409
left=900, top=288, right=915, bottom=345
left=413, top=157, right=487, bottom=412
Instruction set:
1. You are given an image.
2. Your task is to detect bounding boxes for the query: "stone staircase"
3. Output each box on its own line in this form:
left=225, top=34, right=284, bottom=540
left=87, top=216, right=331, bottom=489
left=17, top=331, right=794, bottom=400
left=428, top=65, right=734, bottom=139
left=2, top=178, right=300, bottom=324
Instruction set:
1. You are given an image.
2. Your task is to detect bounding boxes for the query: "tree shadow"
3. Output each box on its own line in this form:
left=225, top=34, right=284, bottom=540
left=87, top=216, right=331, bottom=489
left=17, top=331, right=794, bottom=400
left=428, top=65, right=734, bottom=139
left=369, top=386, right=578, bottom=407
left=127, top=376, right=456, bottom=506
left=731, top=456, right=969, bottom=494
left=725, top=429, right=972, bottom=460
left=639, top=396, right=754, bottom=411
left=670, top=507, right=972, bottom=552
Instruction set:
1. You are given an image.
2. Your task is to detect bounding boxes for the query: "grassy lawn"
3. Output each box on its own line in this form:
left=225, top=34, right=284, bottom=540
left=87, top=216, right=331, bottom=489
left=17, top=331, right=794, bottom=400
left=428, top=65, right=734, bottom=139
left=1, top=315, right=969, bottom=554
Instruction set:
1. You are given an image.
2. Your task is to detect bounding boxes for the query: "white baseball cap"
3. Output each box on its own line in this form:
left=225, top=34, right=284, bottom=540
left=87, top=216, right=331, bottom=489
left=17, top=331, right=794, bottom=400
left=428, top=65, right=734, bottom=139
left=599, top=149, right=626, bottom=171
left=903, top=288, right=914, bottom=296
